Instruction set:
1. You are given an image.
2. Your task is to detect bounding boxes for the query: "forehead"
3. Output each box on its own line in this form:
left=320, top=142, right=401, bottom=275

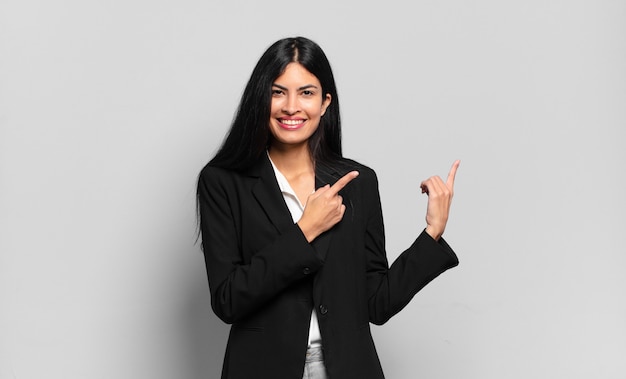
left=273, top=63, right=320, bottom=86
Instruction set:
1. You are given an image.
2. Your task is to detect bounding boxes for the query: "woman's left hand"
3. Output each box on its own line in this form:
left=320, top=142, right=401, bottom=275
left=420, top=160, right=460, bottom=241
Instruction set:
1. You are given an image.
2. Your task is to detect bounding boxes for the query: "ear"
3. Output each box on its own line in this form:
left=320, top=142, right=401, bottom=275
left=321, top=93, right=332, bottom=116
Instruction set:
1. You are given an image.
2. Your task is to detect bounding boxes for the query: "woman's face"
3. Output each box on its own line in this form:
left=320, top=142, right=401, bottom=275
left=269, top=62, right=331, bottom=150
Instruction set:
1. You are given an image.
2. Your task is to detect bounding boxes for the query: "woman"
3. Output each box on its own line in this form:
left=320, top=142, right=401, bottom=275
left=197, top=36, right=460, bottom=379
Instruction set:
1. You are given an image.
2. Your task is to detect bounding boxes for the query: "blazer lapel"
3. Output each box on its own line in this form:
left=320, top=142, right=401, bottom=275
left=311, top=162, right=343, bottom=261
left=246, top=156, right=348, bottom=261
left=248, top=155, right=296, bottom=235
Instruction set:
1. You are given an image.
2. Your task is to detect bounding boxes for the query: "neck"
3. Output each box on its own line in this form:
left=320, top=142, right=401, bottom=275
left=268, top=143, right=314, bottom=176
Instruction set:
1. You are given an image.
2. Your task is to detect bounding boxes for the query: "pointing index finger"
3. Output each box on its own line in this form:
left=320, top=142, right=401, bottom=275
left=328, top=171, right=359, bottom=195
left=446, top=160, right=460, bottom=187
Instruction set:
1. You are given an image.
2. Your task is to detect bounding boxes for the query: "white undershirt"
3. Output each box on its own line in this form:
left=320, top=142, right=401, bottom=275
left=268, top=156, right=322, bottom=347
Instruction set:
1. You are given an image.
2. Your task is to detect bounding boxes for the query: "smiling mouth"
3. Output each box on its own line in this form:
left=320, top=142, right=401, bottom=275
left=278, top=119, right=306, bottom=129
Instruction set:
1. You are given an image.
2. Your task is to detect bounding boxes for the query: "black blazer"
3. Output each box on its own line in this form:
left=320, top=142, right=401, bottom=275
left=197, top=154, right=459, bottom=379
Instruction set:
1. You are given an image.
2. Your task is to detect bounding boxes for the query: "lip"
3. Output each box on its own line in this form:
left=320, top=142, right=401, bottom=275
left=276, top=118, right=306, bottom=130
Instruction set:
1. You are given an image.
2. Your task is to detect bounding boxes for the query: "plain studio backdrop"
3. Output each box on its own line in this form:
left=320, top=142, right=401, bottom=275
left=1, top=0, right=625, bottom=378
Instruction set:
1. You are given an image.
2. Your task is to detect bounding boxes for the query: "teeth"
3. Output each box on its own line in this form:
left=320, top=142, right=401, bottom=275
left=281, top=119, right=304, bottom=125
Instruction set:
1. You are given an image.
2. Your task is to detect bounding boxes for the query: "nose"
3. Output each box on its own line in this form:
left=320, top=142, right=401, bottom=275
left=282, top=93, right=299, bottom=115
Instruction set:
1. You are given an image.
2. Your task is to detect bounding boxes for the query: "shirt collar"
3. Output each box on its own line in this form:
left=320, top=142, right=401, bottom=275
left=267, top=152, right=295, bottom=197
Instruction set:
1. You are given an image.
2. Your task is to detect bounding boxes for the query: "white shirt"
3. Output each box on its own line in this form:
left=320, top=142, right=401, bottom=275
left=268, top=155, right=322, bottom=347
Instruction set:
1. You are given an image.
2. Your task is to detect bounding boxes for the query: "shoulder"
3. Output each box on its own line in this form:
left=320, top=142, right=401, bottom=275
left=198, top=158, right=270, bottom=197
left=320, top=157, right=380, bottom=197
left=198, top=163, right=229, bottom=186
left=334, top=157, right=378, bottom=183
left=334, top=158, right=382, bottom=217
left=197, top=163, right=246, bottom=194
left=199, top=163, right=231, bottom=180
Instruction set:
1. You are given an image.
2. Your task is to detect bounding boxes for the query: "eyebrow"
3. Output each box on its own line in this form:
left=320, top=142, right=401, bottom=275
left=272, top=83, right=319, bottom=91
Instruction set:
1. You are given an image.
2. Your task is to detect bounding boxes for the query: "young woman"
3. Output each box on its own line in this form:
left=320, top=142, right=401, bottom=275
left=197, top=36, right=460, bottom=379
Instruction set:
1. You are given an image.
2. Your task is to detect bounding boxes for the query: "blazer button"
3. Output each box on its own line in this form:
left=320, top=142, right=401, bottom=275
left=303, top=267, right=310, bottom=275
left=319, top=305, right=328, bottom=315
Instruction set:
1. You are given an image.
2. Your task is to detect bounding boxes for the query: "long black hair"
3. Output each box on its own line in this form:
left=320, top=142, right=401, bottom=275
left=208, top=36, right=342, bottom=171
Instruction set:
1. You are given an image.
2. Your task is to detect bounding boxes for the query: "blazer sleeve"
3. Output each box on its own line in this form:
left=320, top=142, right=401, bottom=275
left=363, top=170, right=459, bottom=325
left=197, top=167, right=324, bottom=324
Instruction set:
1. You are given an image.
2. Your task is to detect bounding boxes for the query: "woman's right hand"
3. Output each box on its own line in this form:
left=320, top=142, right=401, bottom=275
left=297, top=171, right=359, bottom=242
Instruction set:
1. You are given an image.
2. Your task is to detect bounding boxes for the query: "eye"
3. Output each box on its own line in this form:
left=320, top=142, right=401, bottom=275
left=272, top=88, right=284, bottom=96
left=302, top=90, right=314, bottom=96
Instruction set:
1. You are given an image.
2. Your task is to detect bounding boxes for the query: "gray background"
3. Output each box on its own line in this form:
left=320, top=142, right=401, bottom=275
left=1, top=0, right=625, bottom=378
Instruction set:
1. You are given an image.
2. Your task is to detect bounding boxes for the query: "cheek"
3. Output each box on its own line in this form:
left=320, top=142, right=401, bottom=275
left=270, top=99, right=280, bottom=114
left=308, top=101, right=325, bottom=118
